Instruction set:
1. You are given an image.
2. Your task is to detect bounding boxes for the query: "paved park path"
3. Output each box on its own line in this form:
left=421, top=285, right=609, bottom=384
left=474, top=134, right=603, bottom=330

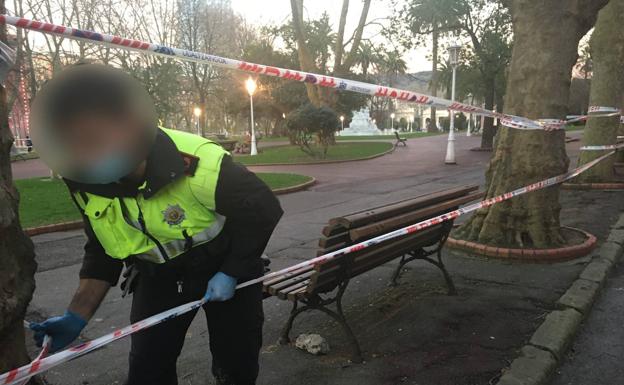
left=23, top=131, right=622, bottom=385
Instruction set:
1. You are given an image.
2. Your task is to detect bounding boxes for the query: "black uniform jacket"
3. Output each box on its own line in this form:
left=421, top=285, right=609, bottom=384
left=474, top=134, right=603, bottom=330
left=65, top=129, right=284, bottom=286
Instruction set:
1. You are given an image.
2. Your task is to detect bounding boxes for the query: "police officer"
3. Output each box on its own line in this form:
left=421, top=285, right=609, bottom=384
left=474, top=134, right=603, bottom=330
left=28, top=64, right=283, bottom=385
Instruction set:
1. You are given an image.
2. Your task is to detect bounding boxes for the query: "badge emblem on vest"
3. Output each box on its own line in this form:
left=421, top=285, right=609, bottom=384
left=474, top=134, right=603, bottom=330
left=162, top=204, right=186, bottom=226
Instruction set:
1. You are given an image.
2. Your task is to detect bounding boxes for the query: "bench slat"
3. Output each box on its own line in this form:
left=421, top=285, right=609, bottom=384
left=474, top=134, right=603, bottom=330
left=329, top=185, right=478, bottom=229
left=309, top=225, right=444, bottom=294
left=268, top=270, right=316, bottom=295
left=322, top=223, right=348, bottom=237
left=263, top=265, right=314, bottom=287
left=277, top=279, right=310, bottom=300
left=349, top=191, right=483, bottom=242
left=318, top=232, right=351, bottom=248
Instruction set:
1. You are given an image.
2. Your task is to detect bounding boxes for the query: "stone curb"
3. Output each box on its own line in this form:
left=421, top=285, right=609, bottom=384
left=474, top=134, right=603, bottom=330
left=496, top=213, right=624, bottom=385
left=272, top=177, right=317, bottom=195
left=24, top=220, right=84, bottom=236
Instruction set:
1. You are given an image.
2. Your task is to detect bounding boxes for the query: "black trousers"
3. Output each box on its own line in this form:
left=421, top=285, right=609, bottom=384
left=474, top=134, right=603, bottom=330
left=124, top=268, right=264, bottom=385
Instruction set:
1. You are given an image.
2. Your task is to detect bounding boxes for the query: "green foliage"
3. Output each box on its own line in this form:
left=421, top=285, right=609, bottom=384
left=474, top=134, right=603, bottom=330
left=393, top=0, right=512, bottom=110
left=285, top=104, right=340, bottom=158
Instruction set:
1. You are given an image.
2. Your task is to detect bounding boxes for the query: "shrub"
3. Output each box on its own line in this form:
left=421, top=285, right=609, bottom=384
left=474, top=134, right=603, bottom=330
left=285, top=104, right=340, bottom=158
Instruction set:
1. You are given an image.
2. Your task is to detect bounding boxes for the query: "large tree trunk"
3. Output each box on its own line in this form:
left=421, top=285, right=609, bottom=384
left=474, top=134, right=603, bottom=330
left=289, top=0, right=321, bottom=106
left=576, top=0, right=624, bottom=182
left=0, top=0, right=38, bottom=376
left=456, top=0, right=608, bottom=248
left=480, top=76, right=496, bottom=149
left=430, top=26, right=439, bottom=130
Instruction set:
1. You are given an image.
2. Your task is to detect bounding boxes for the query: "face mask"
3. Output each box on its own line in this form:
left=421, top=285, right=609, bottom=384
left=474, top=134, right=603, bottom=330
left=73, top=151, right=138, bottom=184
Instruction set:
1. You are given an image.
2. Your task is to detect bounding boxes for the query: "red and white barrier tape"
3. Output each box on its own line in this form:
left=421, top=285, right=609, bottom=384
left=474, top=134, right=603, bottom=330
left=0, top=14, right=619, bottom=132
left=1, top=149, right=617, bottom=385
left=580, top=143, right=624, bottom=151
left=588, top=106, right=620, bottom=114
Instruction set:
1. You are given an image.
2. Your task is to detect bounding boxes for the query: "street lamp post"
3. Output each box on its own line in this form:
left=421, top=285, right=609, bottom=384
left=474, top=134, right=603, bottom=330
left=390, top=113, right=395, bottom=131
left=193, top=106, right=202, bottom=136
left=445, top=43, right=461, bottom=165
left=340, top=115, right=344, bottom=131
left=245, top=77, right=258, bottom=156
left=466, top=93, right=472, bottom=137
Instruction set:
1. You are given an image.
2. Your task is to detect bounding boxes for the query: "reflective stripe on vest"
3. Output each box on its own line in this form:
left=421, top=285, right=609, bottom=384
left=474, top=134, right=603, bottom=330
left=132, top=214, right=225, bottom=263
left=72, top=128, right=228, bottom=263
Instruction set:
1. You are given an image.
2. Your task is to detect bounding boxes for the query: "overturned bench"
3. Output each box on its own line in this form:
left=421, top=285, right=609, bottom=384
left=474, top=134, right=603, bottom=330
left=263, top=185, right=483, bottom=362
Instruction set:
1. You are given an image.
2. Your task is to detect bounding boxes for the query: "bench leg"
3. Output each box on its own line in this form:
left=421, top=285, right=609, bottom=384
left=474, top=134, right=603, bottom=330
left=316, top=284, right=363, bottom=363
left=279, top=300, right=305, bottom=345
left=389, top=254, right=407, bottom=287
left=436, top=248, right=457, bottom=296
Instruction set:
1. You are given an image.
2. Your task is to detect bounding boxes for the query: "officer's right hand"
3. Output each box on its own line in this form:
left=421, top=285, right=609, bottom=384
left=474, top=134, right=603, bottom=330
left=29, top=310, right=87, bottom=353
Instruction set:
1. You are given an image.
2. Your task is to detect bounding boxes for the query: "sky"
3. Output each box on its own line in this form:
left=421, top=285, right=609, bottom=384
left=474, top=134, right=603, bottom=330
left=230, top=0, right=433, bottom=73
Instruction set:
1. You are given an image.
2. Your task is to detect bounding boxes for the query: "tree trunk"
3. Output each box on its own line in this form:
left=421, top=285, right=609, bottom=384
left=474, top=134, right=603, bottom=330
left=0, top=0, right=38, bottom=376
left=455, top=0, right=608, bottom=248
left=430, top=26, right=439, bottom=130
left=576, top=0, right=624, bottom=182
left=289, top=0, right=321, bottom=106
left=480, top=77, right=496, bottom=149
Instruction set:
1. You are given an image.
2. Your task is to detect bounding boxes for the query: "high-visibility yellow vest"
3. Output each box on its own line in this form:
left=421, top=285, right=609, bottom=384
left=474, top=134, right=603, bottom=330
left=72, top=128, right=228, bottom=263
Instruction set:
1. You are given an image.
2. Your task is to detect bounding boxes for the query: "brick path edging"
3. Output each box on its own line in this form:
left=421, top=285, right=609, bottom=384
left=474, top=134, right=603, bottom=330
left=495, top=214, right=624, bottom=385
left=447, top=227, right=597, bottom=262
left=24, top=178, right=317, bottom=237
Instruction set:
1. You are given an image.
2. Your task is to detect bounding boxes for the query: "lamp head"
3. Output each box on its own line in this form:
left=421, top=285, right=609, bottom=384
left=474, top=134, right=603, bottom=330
left=245, top=77, right=257, bottom=96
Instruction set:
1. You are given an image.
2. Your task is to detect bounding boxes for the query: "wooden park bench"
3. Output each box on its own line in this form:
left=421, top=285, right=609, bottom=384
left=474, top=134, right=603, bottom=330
left=262, top=185, right=483, bottom=362
left=394, top=131, right=407, bottom=147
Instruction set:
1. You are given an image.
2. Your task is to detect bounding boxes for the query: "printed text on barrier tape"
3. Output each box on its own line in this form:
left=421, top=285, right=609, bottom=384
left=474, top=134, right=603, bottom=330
left=1, top=149, right=616, bottom=385
left=0, top=14, right=620, bottom=132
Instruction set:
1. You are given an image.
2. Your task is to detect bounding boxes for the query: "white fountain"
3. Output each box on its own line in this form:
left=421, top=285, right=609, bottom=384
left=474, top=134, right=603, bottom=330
left=339, top=107, right=383, bottom=136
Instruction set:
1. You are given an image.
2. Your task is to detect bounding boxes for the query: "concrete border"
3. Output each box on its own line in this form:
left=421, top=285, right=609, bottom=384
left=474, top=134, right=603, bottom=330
left=496, top=213, right=624, bottom=385
left=272, top=177, right=317, bottom=195
left=24, top=220, right=84, bottom=236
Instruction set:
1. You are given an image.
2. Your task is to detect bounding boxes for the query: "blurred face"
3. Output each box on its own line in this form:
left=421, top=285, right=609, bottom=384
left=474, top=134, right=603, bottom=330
left=62, top=112, right=145, bottom=167
left=30, top=65, right=158, bottom=184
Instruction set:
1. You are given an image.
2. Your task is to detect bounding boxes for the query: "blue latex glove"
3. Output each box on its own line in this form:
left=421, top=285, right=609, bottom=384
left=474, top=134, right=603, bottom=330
left=30, top=310, right=87, bottom=353
left=204, top=272, right=237, bottom=302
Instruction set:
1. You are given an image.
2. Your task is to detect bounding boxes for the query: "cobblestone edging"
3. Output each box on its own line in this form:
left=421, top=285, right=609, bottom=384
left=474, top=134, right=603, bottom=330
left=23, top=179, right=317, bottom=237
left=243, top=145, right=396, bottom=167
left=496, top=214, right=624, bottom=385
left=447, top=227, right=597, bottom=262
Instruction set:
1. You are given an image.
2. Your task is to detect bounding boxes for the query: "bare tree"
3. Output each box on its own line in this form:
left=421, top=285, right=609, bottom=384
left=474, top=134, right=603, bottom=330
left=289, top=0, right=371, bottom=107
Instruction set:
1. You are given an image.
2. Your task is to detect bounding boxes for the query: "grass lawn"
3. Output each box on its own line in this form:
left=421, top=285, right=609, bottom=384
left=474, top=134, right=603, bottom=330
left=16, top=172, right=313, bottom=228
left=565, top=124, right=585, bottom=132
left=235, top=141, right=393, bottom=165
left=16, top=178, right=81, bottom=228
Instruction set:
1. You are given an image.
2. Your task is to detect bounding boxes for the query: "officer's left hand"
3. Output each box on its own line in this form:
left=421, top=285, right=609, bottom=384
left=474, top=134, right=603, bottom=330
left=204, top=272, right=237, bottom=302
